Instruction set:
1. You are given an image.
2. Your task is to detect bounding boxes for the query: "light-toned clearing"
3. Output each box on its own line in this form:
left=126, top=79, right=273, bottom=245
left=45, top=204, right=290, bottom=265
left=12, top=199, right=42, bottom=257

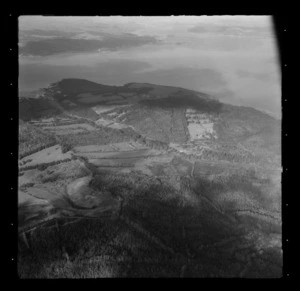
left=95, top=118, right=114, bottom=126
left=169, top=143, right=195, bottom=154
left=107, top=112, right=118, bottom=117
left=111, top=142, right=144, bottom=151
left=25, top=186, right=60, bottom=201
left=108, top=122, right=129, bottom=129
left=74, top=142, right=147, bottom=153
left=115, top=112, right=127, bottom=119
left=67, top=175, right=93, bottom=197
left=95, top=117, right=133, bottom=130
left=19, top=169, right=40, bottom=186
left=19, top=145, right=73, bottom=167
left=145, top=155, right=173, bottom=163
left=88, top=159, right=135, bottom=167
left=53, top=129, right=87, bottom=135
left=77, top=152, right=123, bottom=159
left=92, top=105, right=127, bottom=114
left=40, top=117, right=56, bottom=122
left=74, top=144, right=115, bottom=153
left=18, top=190, right=49, bottom=205
left=30, top=120, right=52, bottom=124
left=188, top=123, right=215, bottom=141
left=77, top=149, right=151, bottom=160
left=67, top=175, right=117, bottom=209
left=42, top=123, right=97, bottom=131
left=56, top=117, right=75, bottom=121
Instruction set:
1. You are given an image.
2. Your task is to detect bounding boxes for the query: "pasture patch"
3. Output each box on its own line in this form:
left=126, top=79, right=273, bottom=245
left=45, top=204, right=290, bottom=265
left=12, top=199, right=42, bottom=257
left=92, top=105, right=128, bottom=115
left=74, top=142, right=147, bottom=153
left=74, top=144, right=115, bottom=153
left=42, top=122, right=98, bottom=136
left=108, top=123, right=130, bottom=130
left=95, top=118, right=114, bottom=127
left=188, top=123, right=215, bottom=141
left=19, top=145, right=73, bottom=168
left=18, top=190, right=49, bottom=205
left=54, top=129, right=87, bottom=135
left=19, top=169, right=41, bottom=186
left=88, top=159, right=136, bottom=167
left=43, top=123, right=97, bottom=131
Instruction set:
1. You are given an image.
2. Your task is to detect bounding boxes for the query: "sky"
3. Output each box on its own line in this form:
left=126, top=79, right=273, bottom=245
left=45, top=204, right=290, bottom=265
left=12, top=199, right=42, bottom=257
left=18, top=15, right=281, bottom=118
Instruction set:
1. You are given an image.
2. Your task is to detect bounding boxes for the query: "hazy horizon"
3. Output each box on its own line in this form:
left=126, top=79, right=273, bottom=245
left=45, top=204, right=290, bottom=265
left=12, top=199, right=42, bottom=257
left=19, top=15, right=281, bottom=119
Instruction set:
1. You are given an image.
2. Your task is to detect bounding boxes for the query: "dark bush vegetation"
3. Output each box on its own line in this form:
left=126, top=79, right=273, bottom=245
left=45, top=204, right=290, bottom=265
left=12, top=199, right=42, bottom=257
left=19, top=124, right=58, bottom=159
left=60, top=141, right=73, bottom=153
left=18, top=170, right=281, bottom=278
left=140, top=93, right=223, bottom=114
left=18, top=217, right=181, bottom=278
left=19, top=98, right=60, bottom=121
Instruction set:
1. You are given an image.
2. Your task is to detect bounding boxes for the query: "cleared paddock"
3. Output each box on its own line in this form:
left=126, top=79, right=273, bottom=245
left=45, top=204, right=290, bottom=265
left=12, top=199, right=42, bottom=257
left=19, top=145, right=73, bottom=168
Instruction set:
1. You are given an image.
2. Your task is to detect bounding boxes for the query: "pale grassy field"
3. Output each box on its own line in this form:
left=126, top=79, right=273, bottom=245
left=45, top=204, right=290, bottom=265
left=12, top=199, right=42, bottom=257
left=187, top=123, right=215, bottom=141
left=108, top=123, right=129, bottom=130
left=19, top=145, right=72, bottom=167
left=92, top=105, right=128, bottom=114
left=95, top=117, right=133, bottom=130
left=54, top=129, right=86, bottom=135
left=18, top=190, right=50, bottom=205
left=19, top=169, right=40, bottom=186
left=43, top=123, right=97, bottom=131
left=95, top=118, right=114, bottom=127
left=74, top=142, right=147, bottom=153
left=76, top=149, right=152, bottom=160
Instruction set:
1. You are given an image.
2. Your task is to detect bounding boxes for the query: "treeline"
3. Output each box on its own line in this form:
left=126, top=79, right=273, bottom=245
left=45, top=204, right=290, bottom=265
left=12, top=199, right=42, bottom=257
left=199, top=148, right=259, bottom=164
left=19, top=98, right=62, bottom=121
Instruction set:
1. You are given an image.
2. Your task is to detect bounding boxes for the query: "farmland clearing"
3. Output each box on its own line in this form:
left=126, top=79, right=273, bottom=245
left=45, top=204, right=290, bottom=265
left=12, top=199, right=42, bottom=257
left=19, top=145, right=73, bottom=168
left=18, top=79, right=282, bottom=278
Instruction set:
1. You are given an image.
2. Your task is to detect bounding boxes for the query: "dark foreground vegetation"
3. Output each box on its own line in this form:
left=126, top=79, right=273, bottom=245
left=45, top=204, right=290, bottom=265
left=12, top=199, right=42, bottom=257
left=18, top=171, right=282, bottom=278
left=19, top=123, right=58, bottom=159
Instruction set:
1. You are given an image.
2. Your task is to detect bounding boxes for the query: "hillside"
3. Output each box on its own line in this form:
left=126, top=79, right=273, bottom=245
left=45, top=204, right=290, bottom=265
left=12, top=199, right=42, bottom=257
left=18, top=78, right=282, bottom=278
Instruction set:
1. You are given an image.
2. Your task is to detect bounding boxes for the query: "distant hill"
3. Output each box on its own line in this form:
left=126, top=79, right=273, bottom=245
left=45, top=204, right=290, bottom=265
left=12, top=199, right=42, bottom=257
left=18, top=78, right=282, bottom=278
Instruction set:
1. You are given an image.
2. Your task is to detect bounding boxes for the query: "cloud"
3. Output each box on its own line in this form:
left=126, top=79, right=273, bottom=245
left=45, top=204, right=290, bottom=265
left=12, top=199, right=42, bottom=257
left=19, top=33, right=159, bottom=56
left=236, top=70, right=271, bottom=81
left=134, top=67, right=229, bottom=91
left=19, top=59, right=152, bottom=90
left=188, top=24, right=273, bottom=38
